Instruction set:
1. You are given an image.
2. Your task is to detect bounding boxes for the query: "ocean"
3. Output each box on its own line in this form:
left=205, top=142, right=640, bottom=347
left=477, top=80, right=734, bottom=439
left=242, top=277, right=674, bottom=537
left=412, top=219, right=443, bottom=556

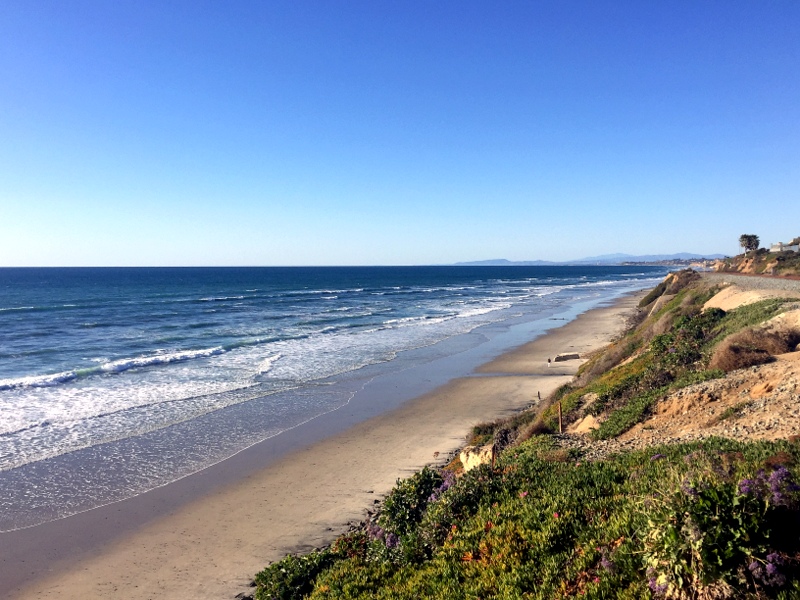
left=0, top=266, right=666, bottom=530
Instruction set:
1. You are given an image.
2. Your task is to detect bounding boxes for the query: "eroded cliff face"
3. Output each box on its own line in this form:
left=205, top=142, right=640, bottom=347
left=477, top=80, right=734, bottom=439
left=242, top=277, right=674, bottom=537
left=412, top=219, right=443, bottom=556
left=713, top=254, right=785, bottom=275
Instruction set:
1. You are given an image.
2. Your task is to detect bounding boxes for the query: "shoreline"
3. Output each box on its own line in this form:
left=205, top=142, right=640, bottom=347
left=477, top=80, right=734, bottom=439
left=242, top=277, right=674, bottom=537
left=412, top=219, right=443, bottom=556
left=2, top=292, right=643, bottom=600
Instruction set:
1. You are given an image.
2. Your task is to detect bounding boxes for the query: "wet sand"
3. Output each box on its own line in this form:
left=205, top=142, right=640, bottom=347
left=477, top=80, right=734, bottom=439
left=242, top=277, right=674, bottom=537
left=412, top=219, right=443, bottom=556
left=2, top=293, right=641, bottom=600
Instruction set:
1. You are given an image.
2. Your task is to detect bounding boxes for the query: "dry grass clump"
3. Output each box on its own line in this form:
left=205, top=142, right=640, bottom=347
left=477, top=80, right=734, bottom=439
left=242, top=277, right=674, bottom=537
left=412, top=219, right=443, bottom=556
left=649, top=312, right=676, bottom=338
left=709, top=328, right=799, bottom=372
left=539, top=448, right=571, bottom=462
left=469, top=407, right=546, bottom=447
left=665, top=269, right=702, bottom=294
left=515, top=418, right=554, bottom=443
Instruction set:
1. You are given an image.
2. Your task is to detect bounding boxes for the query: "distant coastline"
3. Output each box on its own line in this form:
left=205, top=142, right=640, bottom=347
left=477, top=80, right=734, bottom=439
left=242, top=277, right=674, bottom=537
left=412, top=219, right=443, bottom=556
left=455, top=252, right=725, bottom=267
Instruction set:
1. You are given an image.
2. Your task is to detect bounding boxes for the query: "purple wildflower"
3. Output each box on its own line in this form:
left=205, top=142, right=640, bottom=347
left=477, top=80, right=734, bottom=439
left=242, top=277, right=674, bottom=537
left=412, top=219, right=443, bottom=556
left=366, top=522, right=385, bottom=541
left=738, top=470, right=768, bottom=500
left=769, top=466, right=789, bottom=487
left=749, top=561, right=764, bottom=579
left=428, top=471, right=457, bottom=503
left=384, top=533, right=400, bottom=549
left=767, top=552, right=784, bottom=565
left=440, top=471, right=456, bottom=492
left=770, top=572, right=787, bottom=587
left=750, top=554, right=787, bottom=588
left=600, top=553, right=616, bottom=573
left=681, top=478, right=699, bottom=498
left=648, top=578, right=668, bottom=595
left=767, top=466, right=798, bottom=507
left=740, top=467, right=799, bottom=506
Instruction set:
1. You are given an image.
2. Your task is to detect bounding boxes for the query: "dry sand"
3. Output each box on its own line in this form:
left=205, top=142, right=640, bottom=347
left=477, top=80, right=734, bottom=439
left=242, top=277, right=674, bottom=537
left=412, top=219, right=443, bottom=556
left=618, top=351, right=800, bottom=445
left=703, top=284, right=800, bottom=312
left=4, top=294, right=641, bottom=600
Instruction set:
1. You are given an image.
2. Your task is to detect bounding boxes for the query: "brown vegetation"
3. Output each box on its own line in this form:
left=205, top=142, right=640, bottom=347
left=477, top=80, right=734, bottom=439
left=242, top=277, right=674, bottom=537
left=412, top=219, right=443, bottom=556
left=709, top=328, right=800, bottom=372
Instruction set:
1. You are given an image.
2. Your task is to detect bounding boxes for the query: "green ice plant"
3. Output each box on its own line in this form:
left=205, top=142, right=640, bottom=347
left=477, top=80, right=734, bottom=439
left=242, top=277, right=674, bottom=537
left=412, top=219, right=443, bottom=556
left=255, top=439, right=800, bottom=600
left=379, top=467, right=443, bottom=538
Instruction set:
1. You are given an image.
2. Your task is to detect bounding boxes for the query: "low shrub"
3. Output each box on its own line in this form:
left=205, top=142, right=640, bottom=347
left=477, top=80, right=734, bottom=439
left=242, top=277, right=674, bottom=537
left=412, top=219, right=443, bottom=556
left=469, top=405, right=548, bottom=448
left=670, top=368, right=725, bottom=389
left=515, top=417, right=554, bottom=442
left=592, top=389, right=660, bottom=440
left=639, top=280, right=668, bottom=308
left=255, top=549, right=338, bottom=600
left=642, top=451, right=800, bottom=597
left=709, top=328, right=795, bottom=372
left=379, top=467, right=443, bottom=538
left=664, top=269, right=702, bottom=295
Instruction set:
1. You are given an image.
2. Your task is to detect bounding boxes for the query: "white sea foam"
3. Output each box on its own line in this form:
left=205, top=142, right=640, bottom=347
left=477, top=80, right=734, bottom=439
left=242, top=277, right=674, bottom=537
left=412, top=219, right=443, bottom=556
left=0, top=267, right=666, bottom=525
left=0, top=371, right=79, bottom=391
left=257, top=353, right=282, bottom=374
left=384, top=315, right=453, bottom=327
left=98, top=347, right=226, bottom=373
left=0, top=347, right=227, bottom=391
left=199, top=296, right=246, bottom=302
left=457, top=303, right=511, bottom=318
left=0, top=306, right=36, bottom=312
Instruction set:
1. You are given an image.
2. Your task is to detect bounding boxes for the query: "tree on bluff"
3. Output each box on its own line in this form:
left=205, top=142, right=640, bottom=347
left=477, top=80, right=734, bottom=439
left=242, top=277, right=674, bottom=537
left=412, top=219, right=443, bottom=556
left=739, top=234, right=760, bottom=255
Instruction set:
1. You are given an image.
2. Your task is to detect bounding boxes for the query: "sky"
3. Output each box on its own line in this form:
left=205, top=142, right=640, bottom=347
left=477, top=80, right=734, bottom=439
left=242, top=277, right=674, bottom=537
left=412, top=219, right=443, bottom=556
left=1, top=1, right=798, bottom=266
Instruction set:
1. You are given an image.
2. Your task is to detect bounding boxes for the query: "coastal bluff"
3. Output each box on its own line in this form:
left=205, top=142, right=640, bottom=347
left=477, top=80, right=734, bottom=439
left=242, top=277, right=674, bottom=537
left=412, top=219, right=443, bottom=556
left=252, top=270, right=800, bottom=599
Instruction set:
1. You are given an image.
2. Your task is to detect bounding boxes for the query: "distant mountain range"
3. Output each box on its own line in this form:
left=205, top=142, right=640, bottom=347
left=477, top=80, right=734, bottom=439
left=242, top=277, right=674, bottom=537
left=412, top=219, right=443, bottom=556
left=455, top=253, right=726, bottom=266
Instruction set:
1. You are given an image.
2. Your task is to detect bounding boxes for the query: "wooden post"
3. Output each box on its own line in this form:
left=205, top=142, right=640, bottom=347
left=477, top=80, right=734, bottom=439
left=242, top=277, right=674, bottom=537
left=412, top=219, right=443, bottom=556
left=558, top=401, right=563, bottom=434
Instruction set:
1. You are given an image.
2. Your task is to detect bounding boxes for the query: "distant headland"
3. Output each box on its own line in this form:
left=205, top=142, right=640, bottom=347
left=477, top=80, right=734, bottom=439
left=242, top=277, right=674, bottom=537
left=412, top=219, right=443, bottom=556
left=455, top=252, right=725, bottom=268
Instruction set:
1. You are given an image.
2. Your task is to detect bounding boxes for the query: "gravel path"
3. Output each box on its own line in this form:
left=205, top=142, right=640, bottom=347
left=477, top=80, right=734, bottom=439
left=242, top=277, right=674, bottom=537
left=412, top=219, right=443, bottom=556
left=702, top=272, right=800, bottom=293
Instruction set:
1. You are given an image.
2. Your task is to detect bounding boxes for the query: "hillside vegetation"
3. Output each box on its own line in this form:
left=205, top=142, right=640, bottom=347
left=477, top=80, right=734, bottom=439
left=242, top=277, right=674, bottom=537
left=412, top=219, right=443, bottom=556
left=253, top=272, right=800, bottom=600
left=715, top=249, right=800, bottom=277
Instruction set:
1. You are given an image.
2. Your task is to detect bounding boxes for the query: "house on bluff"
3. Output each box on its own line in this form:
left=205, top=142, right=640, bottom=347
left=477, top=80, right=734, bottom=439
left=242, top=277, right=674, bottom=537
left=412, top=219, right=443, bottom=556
left=770, top=238, right=800, bottom=253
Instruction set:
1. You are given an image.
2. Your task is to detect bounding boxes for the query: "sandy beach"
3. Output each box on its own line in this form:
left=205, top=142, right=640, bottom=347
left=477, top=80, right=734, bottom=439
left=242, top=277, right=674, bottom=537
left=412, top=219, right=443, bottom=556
left=1, top=293, right=641, bottom=600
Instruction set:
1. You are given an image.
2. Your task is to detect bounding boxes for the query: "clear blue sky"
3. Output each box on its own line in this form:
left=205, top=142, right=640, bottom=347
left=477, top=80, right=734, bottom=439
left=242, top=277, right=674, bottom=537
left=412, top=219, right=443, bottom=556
left=1, top=1, right=798, bottom=266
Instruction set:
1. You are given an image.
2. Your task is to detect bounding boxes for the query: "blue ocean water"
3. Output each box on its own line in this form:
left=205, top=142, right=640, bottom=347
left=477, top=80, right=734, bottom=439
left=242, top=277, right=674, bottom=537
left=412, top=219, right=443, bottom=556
left=0, top=266, right=665, bottom=529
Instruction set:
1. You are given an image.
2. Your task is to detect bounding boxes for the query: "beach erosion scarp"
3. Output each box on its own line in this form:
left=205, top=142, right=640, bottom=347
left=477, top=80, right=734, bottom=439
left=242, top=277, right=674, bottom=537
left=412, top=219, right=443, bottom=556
left=1, top=293, right=643, bottom=600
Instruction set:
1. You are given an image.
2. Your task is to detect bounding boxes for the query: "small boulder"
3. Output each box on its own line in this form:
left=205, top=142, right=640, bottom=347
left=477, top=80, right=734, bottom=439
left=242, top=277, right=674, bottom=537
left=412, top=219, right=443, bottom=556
left=460, top=444, right=494, bottom=472
left=554, top=353, right=580, bottom=362
left=568, top=414, right=601, bottom=434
